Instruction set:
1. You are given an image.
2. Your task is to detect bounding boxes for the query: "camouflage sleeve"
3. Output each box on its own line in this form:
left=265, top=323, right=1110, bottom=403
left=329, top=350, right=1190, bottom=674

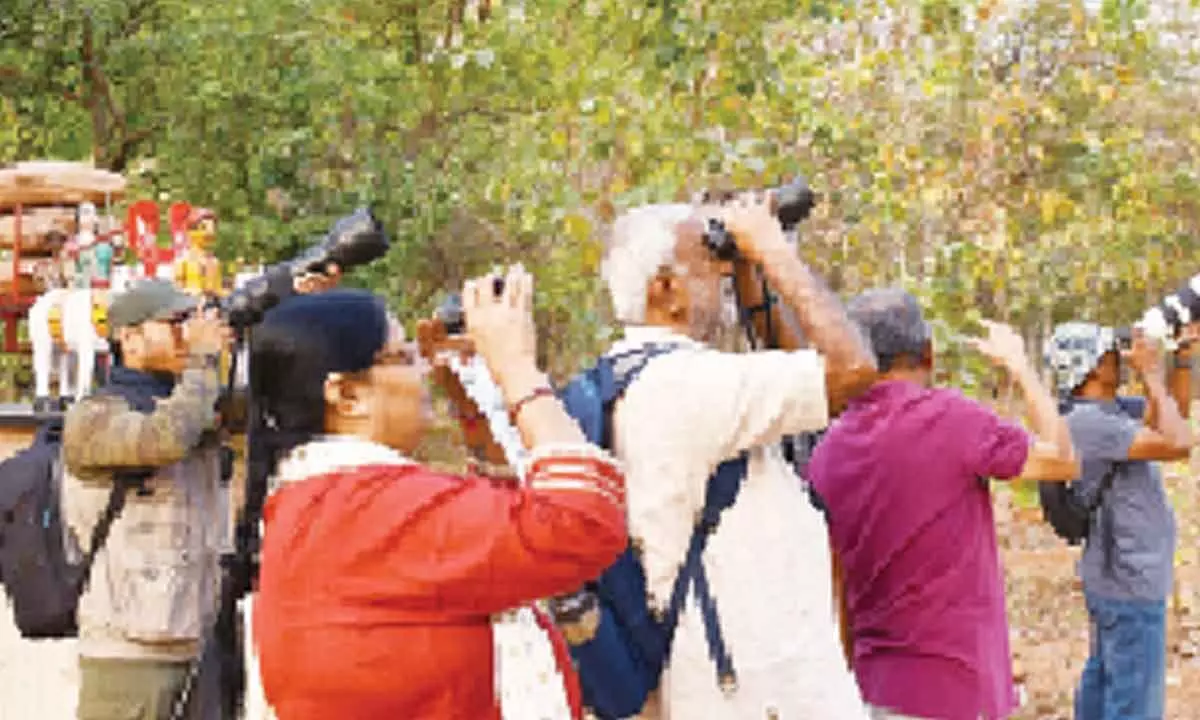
left=63, top=354, right=222, bottom=472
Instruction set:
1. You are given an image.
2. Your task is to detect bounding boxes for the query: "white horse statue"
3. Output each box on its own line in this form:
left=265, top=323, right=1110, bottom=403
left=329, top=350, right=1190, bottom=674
left=28, top=203, right=130, bottom=410
left=28, top=280, right=109, bottom=410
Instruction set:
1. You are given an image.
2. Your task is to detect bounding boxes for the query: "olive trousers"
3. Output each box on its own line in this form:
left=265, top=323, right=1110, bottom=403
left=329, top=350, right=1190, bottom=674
left=77, top=657, right=194, bottom=720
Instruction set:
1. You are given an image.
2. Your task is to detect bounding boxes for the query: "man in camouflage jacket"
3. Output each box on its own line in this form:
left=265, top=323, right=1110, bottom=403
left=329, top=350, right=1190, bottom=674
left=61, top=278, right=230, bottom=720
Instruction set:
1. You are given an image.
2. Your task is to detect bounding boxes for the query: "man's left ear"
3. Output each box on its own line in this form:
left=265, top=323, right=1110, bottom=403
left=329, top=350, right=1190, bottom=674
left=920, top=340, right=935, bottom=370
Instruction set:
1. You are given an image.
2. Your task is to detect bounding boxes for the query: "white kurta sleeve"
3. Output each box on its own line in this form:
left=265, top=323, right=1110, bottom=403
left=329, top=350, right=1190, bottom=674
left=612, top=347, right=829, bottom=607
left=621, top=347, right=828, bottom=466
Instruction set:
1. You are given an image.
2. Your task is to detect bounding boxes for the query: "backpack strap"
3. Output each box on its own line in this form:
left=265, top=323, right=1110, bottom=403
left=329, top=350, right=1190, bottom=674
left=600, top=343, right=681, bottom=449
left=64, top=386, right=158, bottom=598
left=1088, top=462, right=1120, bottom=571
left=71, top=468, right=149, bottom=598
left=1086, top=463, right=1119, bottom=514
left=657, top=454, right=748, bottom=691
left=601, top=342, right=748, bottom=691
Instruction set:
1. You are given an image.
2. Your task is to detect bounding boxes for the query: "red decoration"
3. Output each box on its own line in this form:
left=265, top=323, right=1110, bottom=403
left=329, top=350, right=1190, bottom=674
left=126, top=200, right=161, bottom=277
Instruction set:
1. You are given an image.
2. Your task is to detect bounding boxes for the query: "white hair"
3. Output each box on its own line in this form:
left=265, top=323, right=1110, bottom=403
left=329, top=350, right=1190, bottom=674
left=601, top=203, right=695, bottom=324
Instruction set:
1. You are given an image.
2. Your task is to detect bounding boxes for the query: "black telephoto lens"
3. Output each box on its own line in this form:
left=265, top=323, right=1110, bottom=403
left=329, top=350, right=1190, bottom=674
left=775, top=176, right=817, bottom=231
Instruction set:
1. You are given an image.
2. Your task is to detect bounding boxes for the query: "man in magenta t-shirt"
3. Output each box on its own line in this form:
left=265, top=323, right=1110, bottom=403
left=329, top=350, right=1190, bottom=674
left=808, top=289, right=1079, bottom=720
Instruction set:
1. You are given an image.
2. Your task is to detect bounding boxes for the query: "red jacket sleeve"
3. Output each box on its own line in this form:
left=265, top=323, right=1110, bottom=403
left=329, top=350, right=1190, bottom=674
left=276, top=451, right=627, bottom=617
left=415, top=451, right=626, bottom=614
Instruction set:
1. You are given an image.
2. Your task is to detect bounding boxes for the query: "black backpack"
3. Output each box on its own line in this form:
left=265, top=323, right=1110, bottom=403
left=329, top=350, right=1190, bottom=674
left=0, top=416, right=141, bottom=638
left=1037, top=466, right=1117, bottom=546
left=1037, top=397, right=1131, bottom=545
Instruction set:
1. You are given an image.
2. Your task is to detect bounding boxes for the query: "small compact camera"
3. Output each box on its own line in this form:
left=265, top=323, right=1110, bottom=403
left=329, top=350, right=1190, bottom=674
left=436, top=276, right=506, bottom=335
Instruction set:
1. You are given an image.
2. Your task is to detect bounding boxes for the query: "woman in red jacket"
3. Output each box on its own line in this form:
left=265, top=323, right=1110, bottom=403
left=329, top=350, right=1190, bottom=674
left=248, top=266, right=626, bottom=719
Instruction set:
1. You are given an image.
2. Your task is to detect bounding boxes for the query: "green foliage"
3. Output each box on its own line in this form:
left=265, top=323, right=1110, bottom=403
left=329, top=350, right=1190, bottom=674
left=4, top=0, right=1200, bottom=387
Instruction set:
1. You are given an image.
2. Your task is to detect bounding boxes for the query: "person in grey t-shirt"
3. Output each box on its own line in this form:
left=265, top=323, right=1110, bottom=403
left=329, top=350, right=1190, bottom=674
left=1046, top=322, right=1194, bottom=720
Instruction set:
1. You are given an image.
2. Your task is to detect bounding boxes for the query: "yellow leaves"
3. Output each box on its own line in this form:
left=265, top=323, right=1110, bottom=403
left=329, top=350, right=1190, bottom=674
left=1039, top=194, right=1056, bottom=225
left=1039, top=190, right=1076, bottom=226
left=880, top=143, right=896, bottom=173
left=921, top=184, right=947, bottom=208
left=1079, top=69, right=1094, bottom=96
left=577, top=238, right=602, bottom=273
left=562, top=212, right=592, bottom=243
left=595, top=103, right=612, bottom=126
left=1070, top=1, right=1086, bottom=31
left=1115, top=64, right=1134, bottom=86
left=1097, top=84, right=1116, bottom=105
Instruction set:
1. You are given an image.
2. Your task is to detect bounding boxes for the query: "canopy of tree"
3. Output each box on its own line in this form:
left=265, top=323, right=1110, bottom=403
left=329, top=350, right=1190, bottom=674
left=3, top=0, right=1200, bottom=381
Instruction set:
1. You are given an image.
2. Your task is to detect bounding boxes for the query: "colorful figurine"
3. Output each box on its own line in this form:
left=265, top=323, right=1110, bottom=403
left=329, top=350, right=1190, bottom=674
left=72, top=201, right=113, bottom=289
left=176, top=207, right=222, bottom=298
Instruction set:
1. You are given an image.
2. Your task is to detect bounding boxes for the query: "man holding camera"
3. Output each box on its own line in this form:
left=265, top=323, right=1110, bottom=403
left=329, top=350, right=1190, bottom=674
left=60, top=278, right=230, bottom=720
left=1047, top=323, right=1193, bottom=720
left=596, top=193, right=877, bottom=718
left=61, top=271, right=341, bottom=720
left=807, top=289, right=1079, bottom=720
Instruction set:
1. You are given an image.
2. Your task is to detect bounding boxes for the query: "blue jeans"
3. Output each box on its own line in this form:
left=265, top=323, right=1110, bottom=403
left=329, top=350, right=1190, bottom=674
left=1074, top=592, right=1167, bottom=720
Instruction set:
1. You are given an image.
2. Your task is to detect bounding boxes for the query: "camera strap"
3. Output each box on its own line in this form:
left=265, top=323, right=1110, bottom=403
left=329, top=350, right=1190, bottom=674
left=731, top=266, right=778, bottom=351
left=729, top=265, right=804, bottom=469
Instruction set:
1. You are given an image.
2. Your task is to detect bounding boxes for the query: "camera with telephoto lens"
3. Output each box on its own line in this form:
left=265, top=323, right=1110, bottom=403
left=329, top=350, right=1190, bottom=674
left=220, top=207, right=390, bottom=328
left=1126, top=273, right=1200, bottom=348
left=700, top=175, right=817, bottom=262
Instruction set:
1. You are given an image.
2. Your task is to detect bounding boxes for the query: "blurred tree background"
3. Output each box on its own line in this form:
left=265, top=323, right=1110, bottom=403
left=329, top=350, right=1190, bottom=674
left=3, top=0, right=1200, bottom=383
left=8, top=2, right=1200, bottom=714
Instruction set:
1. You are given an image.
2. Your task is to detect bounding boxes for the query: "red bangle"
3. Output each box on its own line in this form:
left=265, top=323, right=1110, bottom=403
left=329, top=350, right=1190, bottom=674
left=508, top=385, right=555, bottom=425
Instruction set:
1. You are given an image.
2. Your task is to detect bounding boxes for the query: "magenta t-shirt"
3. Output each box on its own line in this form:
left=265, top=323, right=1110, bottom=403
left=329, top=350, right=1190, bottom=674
left=808, top=380, right=1030, bottom=720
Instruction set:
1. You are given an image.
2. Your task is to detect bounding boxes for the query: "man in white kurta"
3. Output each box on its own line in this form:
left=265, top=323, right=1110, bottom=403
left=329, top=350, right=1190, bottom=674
left=611, top=328, right=867, bottom=719
left=598, top=197, right=873, bottom=719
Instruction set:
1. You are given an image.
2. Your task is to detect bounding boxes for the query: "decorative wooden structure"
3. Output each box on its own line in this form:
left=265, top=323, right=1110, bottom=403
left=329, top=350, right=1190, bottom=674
left=0, top=162, right=126, bottom=355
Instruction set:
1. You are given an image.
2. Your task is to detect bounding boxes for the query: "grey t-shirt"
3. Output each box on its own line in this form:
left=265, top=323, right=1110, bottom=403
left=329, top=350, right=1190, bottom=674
left=1067, top=397, right=1176, bottom=602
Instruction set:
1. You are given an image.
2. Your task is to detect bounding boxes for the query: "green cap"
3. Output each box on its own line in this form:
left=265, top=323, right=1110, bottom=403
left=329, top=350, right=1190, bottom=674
left=107, top=279, right=200, bottom=335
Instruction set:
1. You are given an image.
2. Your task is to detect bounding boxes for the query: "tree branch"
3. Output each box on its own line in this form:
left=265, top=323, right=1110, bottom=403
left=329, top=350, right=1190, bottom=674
left=108, top=127, right=156, bottom=173
left=119, top=0, right=162, bottom=38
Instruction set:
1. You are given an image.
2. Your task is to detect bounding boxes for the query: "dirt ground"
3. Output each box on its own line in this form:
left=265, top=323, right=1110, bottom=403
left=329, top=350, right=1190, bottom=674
left=4, top=435, right=1200, bottom=718
left=999, top=463, right=1200, bottom=720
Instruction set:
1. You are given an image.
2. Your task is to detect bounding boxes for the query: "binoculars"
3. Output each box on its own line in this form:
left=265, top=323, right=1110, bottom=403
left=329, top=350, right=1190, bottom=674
left=700, top=175, right=817, bottom=261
